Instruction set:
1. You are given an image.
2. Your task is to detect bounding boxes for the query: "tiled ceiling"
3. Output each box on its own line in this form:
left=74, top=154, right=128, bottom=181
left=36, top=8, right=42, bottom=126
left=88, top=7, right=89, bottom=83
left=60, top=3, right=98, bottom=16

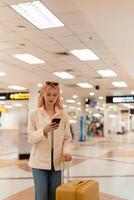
left=0, top=0, right=133, bottom=106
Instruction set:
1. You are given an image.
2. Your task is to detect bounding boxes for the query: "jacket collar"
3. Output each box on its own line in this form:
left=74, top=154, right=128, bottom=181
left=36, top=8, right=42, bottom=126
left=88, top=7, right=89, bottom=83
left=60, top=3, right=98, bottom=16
left=40, top=106, right=62, bottom=117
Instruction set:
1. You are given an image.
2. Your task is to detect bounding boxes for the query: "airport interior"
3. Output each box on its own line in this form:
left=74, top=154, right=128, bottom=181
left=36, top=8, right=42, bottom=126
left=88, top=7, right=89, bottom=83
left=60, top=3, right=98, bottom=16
left=0, top=0, right=134, bottom=200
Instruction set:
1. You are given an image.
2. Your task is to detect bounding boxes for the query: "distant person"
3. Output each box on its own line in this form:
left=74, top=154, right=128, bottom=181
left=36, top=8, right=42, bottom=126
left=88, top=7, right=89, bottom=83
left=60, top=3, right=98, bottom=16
left=91, top=122, right=97, bottom=136
left=27, top=81, right=72, bottom=200
left=70, top=124, right=74, bottom=139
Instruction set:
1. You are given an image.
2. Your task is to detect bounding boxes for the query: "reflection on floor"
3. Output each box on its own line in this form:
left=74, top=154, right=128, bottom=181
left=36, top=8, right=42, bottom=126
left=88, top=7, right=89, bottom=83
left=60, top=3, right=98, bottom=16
left=1, top=133, right=134, bottom=199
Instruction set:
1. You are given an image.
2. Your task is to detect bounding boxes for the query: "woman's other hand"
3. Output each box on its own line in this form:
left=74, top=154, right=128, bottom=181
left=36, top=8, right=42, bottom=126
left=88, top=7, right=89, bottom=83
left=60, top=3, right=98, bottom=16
left=63, top=154, right=72, bottom=162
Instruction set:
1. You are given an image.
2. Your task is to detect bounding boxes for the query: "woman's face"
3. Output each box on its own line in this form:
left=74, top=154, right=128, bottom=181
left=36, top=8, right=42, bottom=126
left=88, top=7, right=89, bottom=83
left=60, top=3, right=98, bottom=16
left=44, top=87, right=58, bottom=106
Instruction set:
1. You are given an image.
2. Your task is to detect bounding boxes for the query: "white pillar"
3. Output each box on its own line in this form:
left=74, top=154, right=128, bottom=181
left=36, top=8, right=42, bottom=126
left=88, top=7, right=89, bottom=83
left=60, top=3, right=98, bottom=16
left=29, top=85, right=39, bottom=110
left=104, top=109, right=108, bottom=136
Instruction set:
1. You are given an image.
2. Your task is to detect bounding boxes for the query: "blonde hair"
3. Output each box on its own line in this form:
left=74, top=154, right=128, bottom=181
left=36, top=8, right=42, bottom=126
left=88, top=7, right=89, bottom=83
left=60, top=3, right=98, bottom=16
left=37, top=83, right=63, bottom=110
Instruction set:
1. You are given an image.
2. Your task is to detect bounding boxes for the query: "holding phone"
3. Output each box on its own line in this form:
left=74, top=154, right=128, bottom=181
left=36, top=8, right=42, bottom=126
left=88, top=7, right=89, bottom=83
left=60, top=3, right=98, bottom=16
left=51, top=118, right=61, bottom=125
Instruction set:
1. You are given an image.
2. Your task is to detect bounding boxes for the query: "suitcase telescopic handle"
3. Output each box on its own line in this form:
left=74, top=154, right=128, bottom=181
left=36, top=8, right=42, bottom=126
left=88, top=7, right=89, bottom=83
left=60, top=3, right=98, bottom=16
left=61, top=160, right=70, bottom=184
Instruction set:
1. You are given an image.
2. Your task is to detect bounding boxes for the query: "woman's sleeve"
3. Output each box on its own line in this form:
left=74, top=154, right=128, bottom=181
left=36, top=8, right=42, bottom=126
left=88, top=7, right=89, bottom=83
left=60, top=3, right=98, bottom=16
left=27, top=109, right=46, bottom=144
left=63, top=112, right=72, bottom=154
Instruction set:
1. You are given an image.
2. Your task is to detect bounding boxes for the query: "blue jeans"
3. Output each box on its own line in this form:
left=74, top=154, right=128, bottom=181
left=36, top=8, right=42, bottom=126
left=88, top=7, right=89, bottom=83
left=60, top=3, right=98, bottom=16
left=32, top=168, right=61, bottom=200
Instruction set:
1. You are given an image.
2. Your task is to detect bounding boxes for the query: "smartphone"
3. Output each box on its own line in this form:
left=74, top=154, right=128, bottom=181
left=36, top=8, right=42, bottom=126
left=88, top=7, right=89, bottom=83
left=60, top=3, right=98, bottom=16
left=51, top=118, right=61, bottom=125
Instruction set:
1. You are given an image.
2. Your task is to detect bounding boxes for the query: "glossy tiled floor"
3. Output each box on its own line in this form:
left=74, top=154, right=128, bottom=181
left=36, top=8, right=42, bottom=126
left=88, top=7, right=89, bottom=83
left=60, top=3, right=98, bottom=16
left=1, top=132, right=134, bottom=199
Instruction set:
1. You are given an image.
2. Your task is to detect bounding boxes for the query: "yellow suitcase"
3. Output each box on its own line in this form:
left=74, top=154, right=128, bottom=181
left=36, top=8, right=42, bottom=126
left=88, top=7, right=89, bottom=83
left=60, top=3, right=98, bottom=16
left=56, top=161, right=99, bottom=200
left=56, top=179, right=99, bottom=200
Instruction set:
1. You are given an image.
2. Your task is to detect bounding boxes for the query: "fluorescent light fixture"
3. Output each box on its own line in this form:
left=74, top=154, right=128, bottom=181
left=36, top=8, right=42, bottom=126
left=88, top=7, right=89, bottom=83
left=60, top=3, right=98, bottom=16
left=123, top=103, right=128, bottom=107
left=109, top=114, right=118, bottom=118
left=0, top=72, right=5, bottom=76
left=13, top=53, right=45, bottom=64
left=70, top=49, right=99, bottom=61
left=0, top=96, right=6, bottom=100
left=8, top=85, right=26, bottom=91
left=112, top=81, right=127, bottom=87
left=66, top=99, right=76, bottom=103
left=38, top=83, right=43, bottom=87
left=63, top=104, right=67, bottom=108
left=10, top=1, right=64, bottom=29
left=89, top=92, right=95, bottom=96
left=69, top=119, right=77, bottom=124
left=131, top=91, right=134, bottom=95
left=93, top=113, right=102, bottom=117
left=97, top=69, right=117, bottom=77
left=99, top=96, right=104, bottom=100
left=77, top=82, right=93, bottom=88
left=72, top=95, right=78, bottom=99
left=69, top=106, right=75, bottom=109
left=13, top=103, right=23, bottom=107
left=53, top=72, right=74, bottom=79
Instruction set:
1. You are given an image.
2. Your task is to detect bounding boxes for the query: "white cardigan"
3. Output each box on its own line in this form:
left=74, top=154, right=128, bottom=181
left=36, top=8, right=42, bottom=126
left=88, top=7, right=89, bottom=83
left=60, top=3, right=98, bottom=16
left=27, top=107, right=72, bottom=170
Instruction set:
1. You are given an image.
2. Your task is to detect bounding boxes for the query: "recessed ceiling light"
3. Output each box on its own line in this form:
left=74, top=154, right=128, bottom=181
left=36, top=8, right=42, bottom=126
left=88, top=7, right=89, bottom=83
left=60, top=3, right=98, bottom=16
left=131, top=91, right=134, bottom=95
left=99, top=96, right=104, bottom=100
left=10, top=1, right=64, bottom=29
left=63, top=104, right=67, bottom=108
left=70, top=49, right=99, bottom=61
left=53, top=72, right=74, bottom=79
left=97, top=69, right=117, bottom=77
left=89, top=92, right=95, bottom=96
left=38, top=83, right=43, bottom=87
left=72, top=95, right=78, bottom=99
left=66, top=99, right=76, bottom=103
left=8, top=85, right=26, bottom=91
left=77, top=82, right=93, bottom=88
left=13, top=53, right=45, bottom=64
left=112, top=81, right=127, bottom=87
left=69, top=106, right=75, bottom=109
left=0, top=72, right=5, bottom=76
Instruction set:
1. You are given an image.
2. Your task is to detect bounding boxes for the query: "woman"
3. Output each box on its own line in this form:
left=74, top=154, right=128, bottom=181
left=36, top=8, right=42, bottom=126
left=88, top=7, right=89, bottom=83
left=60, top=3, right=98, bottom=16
left=27, top=81, right=72, bottom=200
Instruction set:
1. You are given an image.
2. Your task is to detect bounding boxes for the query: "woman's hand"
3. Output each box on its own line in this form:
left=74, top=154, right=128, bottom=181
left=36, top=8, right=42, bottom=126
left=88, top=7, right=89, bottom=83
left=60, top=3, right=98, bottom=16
left=63, top=154, right=72, bottom=162
left=43, top=122, right=59, bottom=137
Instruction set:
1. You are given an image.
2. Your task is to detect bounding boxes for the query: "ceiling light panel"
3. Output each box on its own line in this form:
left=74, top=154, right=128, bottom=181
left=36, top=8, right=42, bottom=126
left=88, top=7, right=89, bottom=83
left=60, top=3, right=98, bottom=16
left=8, top=85, right=26, bottom=91
left=112, top=81, right=127, bottom=87
left=89, top=92, right=95, bottom=96
left=13, top=54, right=45, bottom=64
left=53, top=72, right=74, bottom=79
left=131, top=91, right=134, bottom=95
left=97, top=69, right=117, bottom=77
left=10, top=1, right=64, bottom=29
left=0, top=72, right=5, bottom=76
left=70, top=49, right=99, bottom=61
left=77, top=82, right=93, bottom=88
left=66, top=99, right=76, bottom=103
